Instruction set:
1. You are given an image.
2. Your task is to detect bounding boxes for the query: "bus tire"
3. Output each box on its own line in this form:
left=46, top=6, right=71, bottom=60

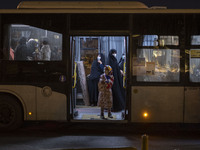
left=0, top=95, right=23, bottom=130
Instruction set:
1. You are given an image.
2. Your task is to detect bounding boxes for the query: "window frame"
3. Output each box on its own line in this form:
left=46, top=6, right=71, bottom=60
left=188, top=35, right=200, bottom=83
left=132, top=34, right=184, bottom=86
left=0, top=13, right=68, bottom=84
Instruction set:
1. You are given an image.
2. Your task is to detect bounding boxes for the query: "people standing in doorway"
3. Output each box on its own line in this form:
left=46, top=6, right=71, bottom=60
left=15, top=37, right=28, bottom=60
left=119, top=53, right=126, bottom=71
left=41, top=38, right=51, bottom=61
left=108, top=49, right=125, bottom=112
left=88, top=53, right=105, bottom=106
left=98, top=65, right=114, bottom=119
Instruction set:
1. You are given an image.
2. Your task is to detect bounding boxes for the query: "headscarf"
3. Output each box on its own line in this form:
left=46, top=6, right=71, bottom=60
left=89, top=53, right=105, bottom=80
left=19, top=37, right=26, bottom=45
left=99, top=53, right=105, bottom=65
left=104, top=65, right=112, bottom=75
left=27, top=39, right=38, bottom=57
left=103, top=65, right=114, bottom=89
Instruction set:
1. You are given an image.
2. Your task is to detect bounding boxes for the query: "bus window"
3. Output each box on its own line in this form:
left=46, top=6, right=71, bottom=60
left=134, top=49, right=180, bottom=82
left=160, top=36, right=179, bottom=46
left=191, top=35, right=200, bottom=45
left=190, top=49, right=200, bottom=82
left=141, top=35, right=158, bottom=46
left=8, top=24, right=62, bottom=61
left=138, top=35, right=179, bottom=47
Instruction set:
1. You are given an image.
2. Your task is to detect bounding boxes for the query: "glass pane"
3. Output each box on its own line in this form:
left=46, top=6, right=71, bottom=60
left=191, top=35, right=200, bottom=45
left=9, top=24, right=62, bottom=61
left=190, top=49, right=200, bottom=82
left=75, top=36, right=127, bottom=64
left=134, top=49, right=180, bottom=82
left=142, top=35, right=158, bottom=46
left=160, top=36, right=179, bottom=46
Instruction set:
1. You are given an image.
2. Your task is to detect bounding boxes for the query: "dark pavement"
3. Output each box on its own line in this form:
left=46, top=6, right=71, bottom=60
left=0, top=122, right=200, bottom=150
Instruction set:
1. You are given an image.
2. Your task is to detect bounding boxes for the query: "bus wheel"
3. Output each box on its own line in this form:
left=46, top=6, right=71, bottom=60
left=0, top=95, right=23, bottom=130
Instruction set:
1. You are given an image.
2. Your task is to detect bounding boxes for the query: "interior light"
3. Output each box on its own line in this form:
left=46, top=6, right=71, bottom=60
left=29, top=112, right=32, bottom=115
left=54, top=35, right=59, bottom=39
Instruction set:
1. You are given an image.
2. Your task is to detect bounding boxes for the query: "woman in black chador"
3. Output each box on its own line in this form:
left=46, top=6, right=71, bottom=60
left=88, top=53, right=105, bottom=106
left=15, top=37, right=28, bottom=60
left=108, top=49, right=125, bottom=112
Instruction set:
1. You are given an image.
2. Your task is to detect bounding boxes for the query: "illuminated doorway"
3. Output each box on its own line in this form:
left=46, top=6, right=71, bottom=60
left=71, top=36, right=128, bottom=121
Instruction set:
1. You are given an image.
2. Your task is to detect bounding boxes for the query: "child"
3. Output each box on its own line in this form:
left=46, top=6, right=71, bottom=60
left=98, top=65, right=114, bottom=119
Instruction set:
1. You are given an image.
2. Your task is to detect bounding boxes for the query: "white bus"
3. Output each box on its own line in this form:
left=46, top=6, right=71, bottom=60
left=0, top=1, right=200, bottom=130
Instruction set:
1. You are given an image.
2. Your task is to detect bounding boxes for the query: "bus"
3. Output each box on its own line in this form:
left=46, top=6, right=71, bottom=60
left=0, top=1, right=200, bottom=130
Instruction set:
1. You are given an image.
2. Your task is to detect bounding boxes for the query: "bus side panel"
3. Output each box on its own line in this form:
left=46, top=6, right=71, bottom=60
left=131, top=86, right=184, bottom=123
left=36, top=87, right=67, bottom=120
left=0, top=85, right=36, bottom=120
left=184, top=87, right=200, bottom=123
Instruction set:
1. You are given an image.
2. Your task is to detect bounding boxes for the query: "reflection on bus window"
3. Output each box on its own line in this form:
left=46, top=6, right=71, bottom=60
left=138, top=35, right=179, bottom=46
left=190, top=49, right=200, bottom=82
left=134, top=49, right=180, bottom=82
left=191, top=35, right=200, bottom=45
left=160, top=36, right=179, bottom=46
left=9, top=24, right=62, bottom=61
left=142, top=35, right=158, bottom=46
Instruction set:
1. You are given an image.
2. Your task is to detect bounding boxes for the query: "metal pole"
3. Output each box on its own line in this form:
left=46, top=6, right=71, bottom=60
left=141, top=134, right=148, bottom=150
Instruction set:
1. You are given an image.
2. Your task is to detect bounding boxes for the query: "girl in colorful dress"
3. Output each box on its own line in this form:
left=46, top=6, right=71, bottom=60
left=98, top=65, right=114, bottom=119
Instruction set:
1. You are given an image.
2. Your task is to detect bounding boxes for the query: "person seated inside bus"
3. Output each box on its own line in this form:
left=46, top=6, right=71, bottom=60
left=108, top=49, right=125, bottom=112
left=51, top=46, right=62, bottom=61
left=15, top=37, right=28, bottom=61
left=166, top=62, right=180, bottom=82
left=98, top=65, right=114, bottom=119
left=190, top=65, right=200, bottom=82
left=27, top=38, right=39, bottom=60
left=40, top=38, right=51, bottom=61
left=88, top=53, right=105, bottom=106
left=9, top=39, right=17, bottom=60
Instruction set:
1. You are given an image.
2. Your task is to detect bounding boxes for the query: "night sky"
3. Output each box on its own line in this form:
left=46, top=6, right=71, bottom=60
left=1, top=0, right=200, bottom=9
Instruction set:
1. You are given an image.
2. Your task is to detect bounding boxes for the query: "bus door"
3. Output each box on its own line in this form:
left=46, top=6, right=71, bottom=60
left=184, top=34, right=200, bottom=123
left=70, top=35, right=129, bottom=121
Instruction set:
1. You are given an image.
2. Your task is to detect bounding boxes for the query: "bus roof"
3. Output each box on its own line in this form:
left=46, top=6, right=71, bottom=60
left=17, top=1, right=148, bottom=9
left=0, top=1, right=200, bottom=14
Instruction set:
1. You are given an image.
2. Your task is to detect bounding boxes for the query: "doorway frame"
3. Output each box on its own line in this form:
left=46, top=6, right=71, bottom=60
left=68, top=31, right=132, bottom=122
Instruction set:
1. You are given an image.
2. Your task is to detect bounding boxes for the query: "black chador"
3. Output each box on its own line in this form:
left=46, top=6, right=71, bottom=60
left=15, top=37, right=28, bottom=60
left=108, top=49, right=125, bottom=111
left=88, top=53, right=105, bottom=106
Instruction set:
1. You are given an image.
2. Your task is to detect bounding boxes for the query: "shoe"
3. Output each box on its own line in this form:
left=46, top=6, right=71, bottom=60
left=108, top=113, right=113, bottom=118
left=100, top=115, right=105, bottom=119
